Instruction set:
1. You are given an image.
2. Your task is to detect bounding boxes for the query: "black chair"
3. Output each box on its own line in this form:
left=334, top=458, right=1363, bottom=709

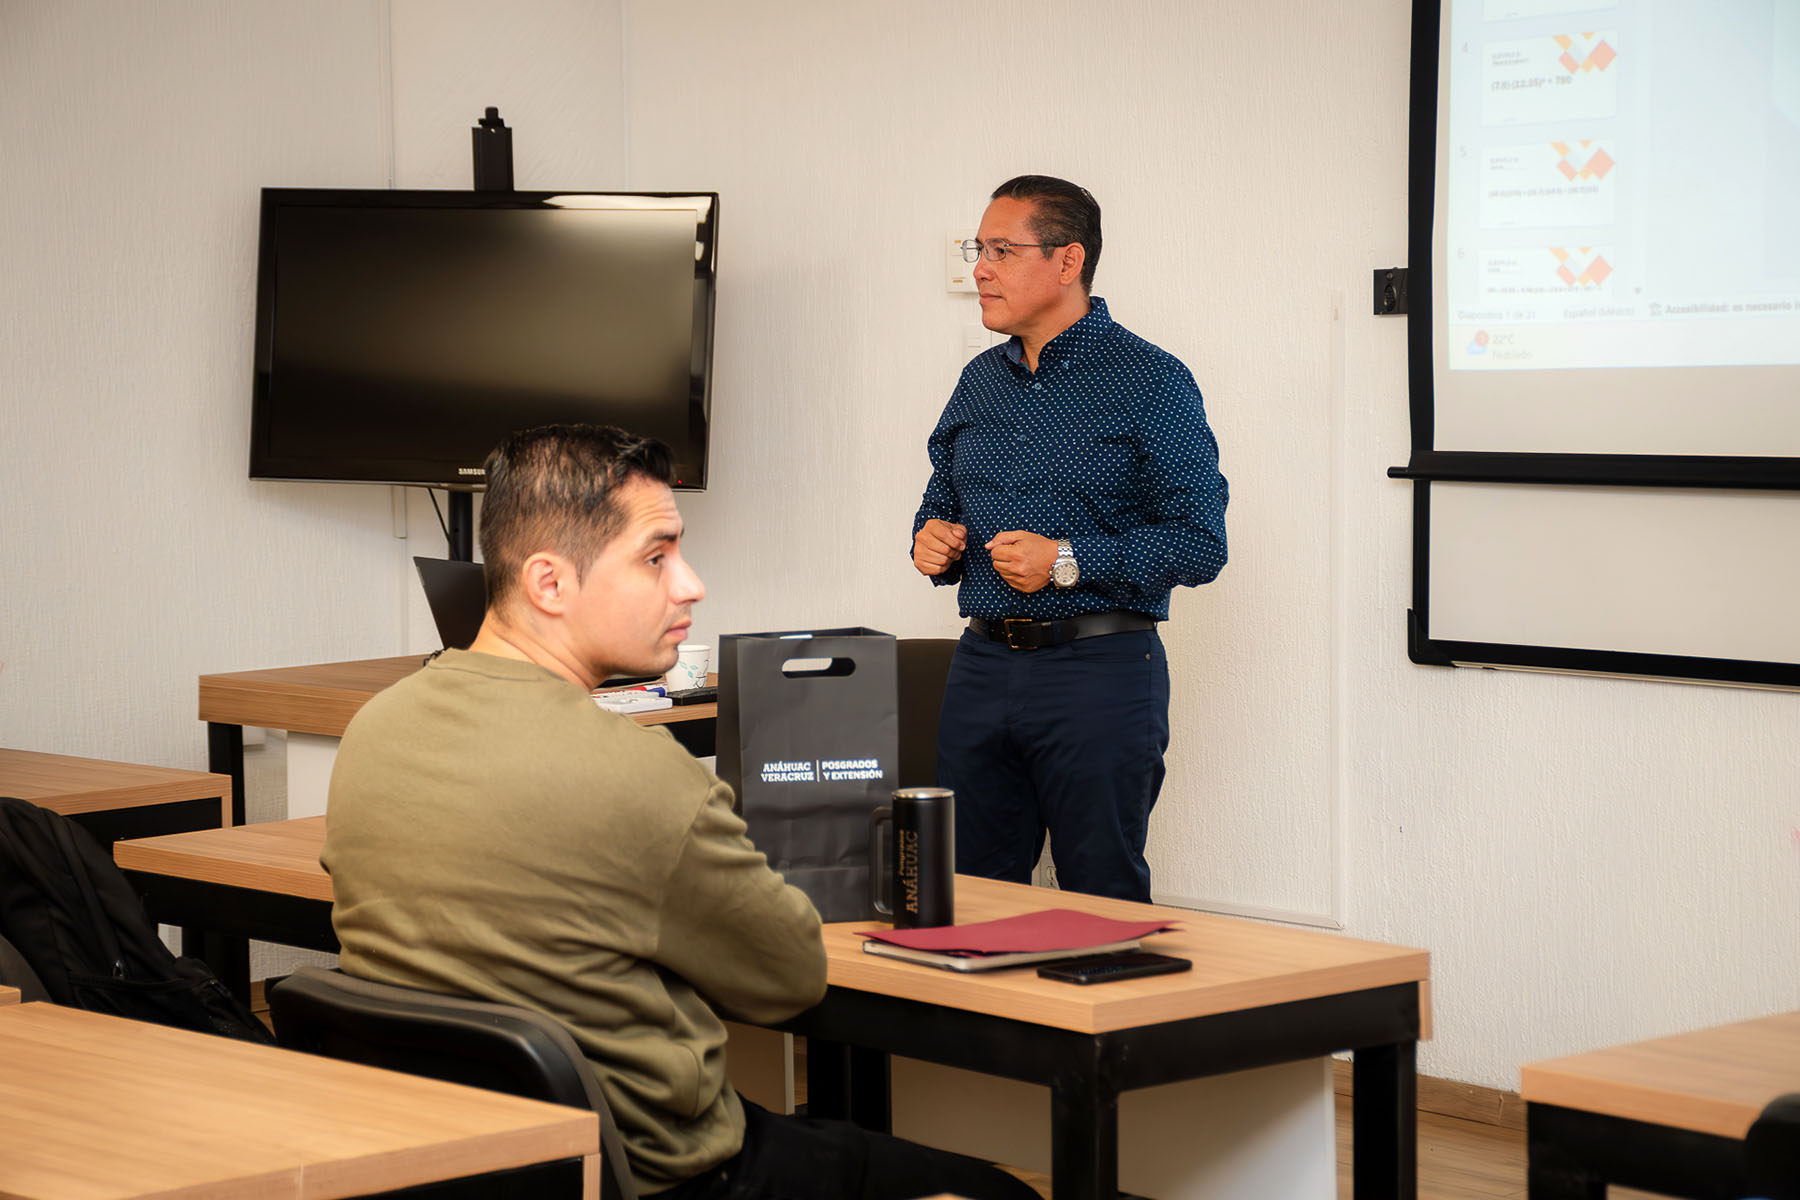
left=1747, top=1093, right=1800, bottom=1200
left=268, top=966, right=637, bottom=1200
left=897, top=637, right=959, bottom=788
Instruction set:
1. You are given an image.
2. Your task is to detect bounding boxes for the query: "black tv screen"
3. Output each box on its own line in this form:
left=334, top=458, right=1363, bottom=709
left=250, top=188, right=717, bottom=488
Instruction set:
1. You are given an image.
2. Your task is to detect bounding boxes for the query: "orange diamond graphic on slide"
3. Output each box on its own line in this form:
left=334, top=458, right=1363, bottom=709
left=1549, top=247, right=1611, bottom=289
left=1550, top=246, right=1577, bottom=286
left=1553, top=33, right=1616, bottom=74
left=1553, top=140, right=1615, bottom=181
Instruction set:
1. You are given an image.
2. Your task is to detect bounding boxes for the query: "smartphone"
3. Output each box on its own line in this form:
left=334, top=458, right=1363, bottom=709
left=1037, top=951, right=1193, bottom=985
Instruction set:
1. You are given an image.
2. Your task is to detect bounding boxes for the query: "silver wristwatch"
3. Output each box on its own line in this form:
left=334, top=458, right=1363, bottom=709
left=1051, top=539, right=1079, bottom=588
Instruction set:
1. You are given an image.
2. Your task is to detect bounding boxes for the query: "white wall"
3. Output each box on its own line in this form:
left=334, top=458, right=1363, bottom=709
left=3, top=0, right=1795, bottom=1093
left=622, top=0, right=1360, bottom=925
left=1, top=0, right=402, bottom=766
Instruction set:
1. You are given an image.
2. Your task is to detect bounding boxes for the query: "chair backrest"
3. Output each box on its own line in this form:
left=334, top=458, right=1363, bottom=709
left=268, top=966, right=637, bottom=1200
left=897, top=637, right=959, bottom=788
left=1748, top=1092, right=1800, bottom=1200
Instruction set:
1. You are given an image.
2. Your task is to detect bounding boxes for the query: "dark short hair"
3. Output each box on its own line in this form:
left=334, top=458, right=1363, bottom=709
left=478, top=424, right=675, bottom=609
left=990, top=175, right=1102, bottom=291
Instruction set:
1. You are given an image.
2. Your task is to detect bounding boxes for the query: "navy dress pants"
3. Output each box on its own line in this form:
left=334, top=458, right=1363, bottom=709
left=935, top=627, right=1170, bottom=903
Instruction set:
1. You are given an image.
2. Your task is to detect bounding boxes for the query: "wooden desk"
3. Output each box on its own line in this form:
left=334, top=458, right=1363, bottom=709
left=199, top=657, right=718, bottom=823
left=117, top=817, right=336, bottom=999
left=118, top=815, right=332, bottom=902
left=818, top=883, right=1427, bottom=1034
left=0, top=1001, right=598, bottom=1199
left=0, top=986, right=18, bottom=1005
left=1521, top=1011, right=1800, bottom=1198
left=800, top=880, right=1428, bottom=1200
left=0, top=747, right=230, bottom=847
left=117, top=818, right=1430, bottom=1200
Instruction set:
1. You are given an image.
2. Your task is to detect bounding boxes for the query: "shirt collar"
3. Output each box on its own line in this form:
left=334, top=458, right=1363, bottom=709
left=1001, top=296, right=1112, bottom=368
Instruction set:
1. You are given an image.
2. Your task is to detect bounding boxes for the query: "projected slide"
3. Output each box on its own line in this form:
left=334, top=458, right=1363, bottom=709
left=1442, top=0, right=1800, bottom=374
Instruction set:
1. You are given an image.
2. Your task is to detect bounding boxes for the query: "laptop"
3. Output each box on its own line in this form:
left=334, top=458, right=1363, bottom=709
left=413, top=557, right=487, bottom=650
left=412, top=554, right=661, bottom=686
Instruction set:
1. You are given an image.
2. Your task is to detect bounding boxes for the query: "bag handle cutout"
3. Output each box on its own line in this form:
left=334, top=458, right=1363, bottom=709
left=780, top=656, right=857, bottom=678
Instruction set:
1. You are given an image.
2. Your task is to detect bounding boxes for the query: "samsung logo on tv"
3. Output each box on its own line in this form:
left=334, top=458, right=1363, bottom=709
left=457, top=467, right=485, bottom=477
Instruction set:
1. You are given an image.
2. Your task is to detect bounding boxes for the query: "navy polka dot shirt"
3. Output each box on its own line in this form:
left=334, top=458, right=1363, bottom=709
left=911, top=297, right=1228, bottom=622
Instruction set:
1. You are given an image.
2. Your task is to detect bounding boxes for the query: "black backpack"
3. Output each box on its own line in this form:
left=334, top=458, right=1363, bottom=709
left=0, top=796, right=272, bottom=1042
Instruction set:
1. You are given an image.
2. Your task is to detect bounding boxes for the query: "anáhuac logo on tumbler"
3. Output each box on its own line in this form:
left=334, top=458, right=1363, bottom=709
left=898, top=828, right=920, bottom=914
left=757, top=757, right=887, bottom=785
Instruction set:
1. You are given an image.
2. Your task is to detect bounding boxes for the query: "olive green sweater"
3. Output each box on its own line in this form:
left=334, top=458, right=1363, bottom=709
left=321, top=650, right=826, bottom=1194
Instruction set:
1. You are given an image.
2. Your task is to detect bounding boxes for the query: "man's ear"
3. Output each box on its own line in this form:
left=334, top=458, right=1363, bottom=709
left=516, top=551, right=575, bottom=617
left=1057, top=242, right=1086, bottom=287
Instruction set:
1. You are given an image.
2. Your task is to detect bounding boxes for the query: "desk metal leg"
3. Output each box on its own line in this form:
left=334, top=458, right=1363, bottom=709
left=200, top=930, right=252, bottom=1006
left=1353, top=1039, right=1418, bottom=1199
left=1524, top=1162, right=1607, bottom=1200
left=207, top=722, right=246, bottom=826
left=1050, top=1071, right=1119, bottom=1200
left=806, top=1038, right=850, bottom=1120
left=802, top=1039, right=891, bottom=1132
left=848, top=1046, right=891, bottom=1132
left=1526, top=1102, right=1748, bottom=1200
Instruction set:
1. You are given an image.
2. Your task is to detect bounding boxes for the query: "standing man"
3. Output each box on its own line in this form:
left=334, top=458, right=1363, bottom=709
left=326, top=425, right=1036, bottom=1200
left=912, top=176, right=1228, bottom=903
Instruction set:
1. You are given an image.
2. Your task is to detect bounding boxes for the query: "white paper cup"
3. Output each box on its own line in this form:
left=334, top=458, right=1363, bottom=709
left=669, top=643, right=711, bottom=690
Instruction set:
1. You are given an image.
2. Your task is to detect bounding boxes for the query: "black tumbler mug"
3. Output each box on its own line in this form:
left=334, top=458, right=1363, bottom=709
left=869, top=787, right=955, bottom=927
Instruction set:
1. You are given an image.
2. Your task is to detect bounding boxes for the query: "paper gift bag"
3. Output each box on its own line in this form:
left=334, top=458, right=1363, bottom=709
left=716, top=628, right=897, bottom=921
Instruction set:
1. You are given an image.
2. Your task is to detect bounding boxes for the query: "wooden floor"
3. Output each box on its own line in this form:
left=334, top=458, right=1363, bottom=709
left=987, top=1089, right=1550, bottom=1200
left=1338, top=1096, right=1525, bottom=1200
left=1330, top=1092, right=1665, bottom=1200
left=1002, top=1090, right=1671, bottom=1200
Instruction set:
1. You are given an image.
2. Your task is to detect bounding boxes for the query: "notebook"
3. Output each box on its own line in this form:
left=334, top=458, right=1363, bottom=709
left=857, top=909, right=1179, bottom=974
left=861, top=937, right=1143, bottom=972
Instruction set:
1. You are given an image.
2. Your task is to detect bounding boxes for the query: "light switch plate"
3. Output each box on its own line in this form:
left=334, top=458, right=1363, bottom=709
left=946, top=229, right=976, bottom=293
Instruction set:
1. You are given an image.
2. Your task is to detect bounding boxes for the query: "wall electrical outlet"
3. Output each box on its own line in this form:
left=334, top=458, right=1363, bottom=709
left=1373, top=267, right=1409, bottom=315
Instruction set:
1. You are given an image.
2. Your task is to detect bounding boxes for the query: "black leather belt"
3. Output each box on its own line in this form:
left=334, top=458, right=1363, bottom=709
left=968, top=611, right=1156, bottom=651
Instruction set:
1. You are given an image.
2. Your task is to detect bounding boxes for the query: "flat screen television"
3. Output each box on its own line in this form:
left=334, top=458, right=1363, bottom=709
left=249, top=188, right=718, bottom=488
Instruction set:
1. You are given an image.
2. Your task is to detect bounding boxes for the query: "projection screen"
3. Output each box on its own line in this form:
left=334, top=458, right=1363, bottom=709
left=1402, top=0, right=1800, bottom=689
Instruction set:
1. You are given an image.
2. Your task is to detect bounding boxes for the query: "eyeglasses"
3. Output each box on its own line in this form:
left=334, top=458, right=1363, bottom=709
left=960, top=238, right=1067, bottom=264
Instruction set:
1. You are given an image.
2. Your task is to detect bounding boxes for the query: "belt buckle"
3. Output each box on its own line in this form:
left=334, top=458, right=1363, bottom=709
left=1002, top=618, right=1037, bottom=651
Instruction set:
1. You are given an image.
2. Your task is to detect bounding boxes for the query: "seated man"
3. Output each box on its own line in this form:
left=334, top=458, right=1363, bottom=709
left=323, top=424, right=1036, bottom=1200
